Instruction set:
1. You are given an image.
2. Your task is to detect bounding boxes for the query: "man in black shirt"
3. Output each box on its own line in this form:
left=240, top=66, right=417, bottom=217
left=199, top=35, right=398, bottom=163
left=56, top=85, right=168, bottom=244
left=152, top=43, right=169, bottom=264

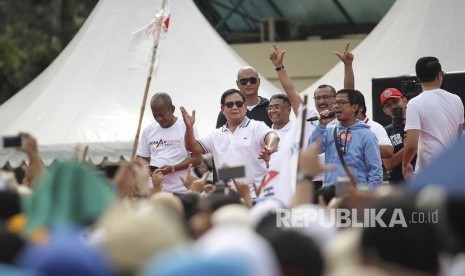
left=216, top=66, right=271, bottom=128
left=380, top=88, right=416, bottom=184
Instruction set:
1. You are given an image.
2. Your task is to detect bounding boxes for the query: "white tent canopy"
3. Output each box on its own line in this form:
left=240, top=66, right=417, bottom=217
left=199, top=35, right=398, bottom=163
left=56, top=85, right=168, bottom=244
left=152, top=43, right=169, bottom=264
left=303, top=0, right=465, bottom=117
left=0, top=0, right=279, bottom=166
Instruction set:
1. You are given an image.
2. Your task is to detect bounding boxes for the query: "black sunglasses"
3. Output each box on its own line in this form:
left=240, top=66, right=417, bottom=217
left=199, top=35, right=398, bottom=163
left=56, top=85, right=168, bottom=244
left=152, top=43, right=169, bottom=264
left=223, top=101, right=245, bottom=109
left=238, top=77, right=258, bottom=86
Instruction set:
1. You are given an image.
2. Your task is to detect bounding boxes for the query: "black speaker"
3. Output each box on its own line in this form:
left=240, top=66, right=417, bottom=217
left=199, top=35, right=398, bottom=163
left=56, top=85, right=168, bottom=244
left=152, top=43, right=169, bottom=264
left=372, top=71, right=465, bottom=127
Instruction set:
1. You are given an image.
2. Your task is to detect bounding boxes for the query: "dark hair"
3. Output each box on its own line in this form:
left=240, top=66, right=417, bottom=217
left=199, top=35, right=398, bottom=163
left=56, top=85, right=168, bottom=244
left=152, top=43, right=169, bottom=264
left=336, top=88, right=362, bottom=116
left=415, top=56, right=442, bottom=83
left=317, top=84, right=336, bottom=95
left=220, top=89, right=245, bottom=105
left=361, top=197, right=440, bottom=274
left=151, top=92, right=173, bottom=106
left=445, top=196, right=465, bottom=253
left=0, top=190, right=21, bottom=220
left=206, top=185, right=242, bottom=211
left=269, top=94, right=291, bottom=105
left=313, top=185, right=336, bottom=205
left=267, top=230, right=324, bottom=276
left=351, top=90, right=367, bottom=116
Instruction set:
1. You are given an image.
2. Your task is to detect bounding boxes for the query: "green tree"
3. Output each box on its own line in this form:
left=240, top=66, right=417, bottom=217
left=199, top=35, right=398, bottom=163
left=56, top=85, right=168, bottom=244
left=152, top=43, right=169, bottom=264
left=0, top=0, right=97, bottom=105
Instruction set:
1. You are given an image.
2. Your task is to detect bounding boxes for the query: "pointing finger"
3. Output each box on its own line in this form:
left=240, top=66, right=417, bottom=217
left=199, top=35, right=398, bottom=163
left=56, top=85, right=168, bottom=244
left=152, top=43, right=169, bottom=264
left=273, top=43, right=279, bottom=52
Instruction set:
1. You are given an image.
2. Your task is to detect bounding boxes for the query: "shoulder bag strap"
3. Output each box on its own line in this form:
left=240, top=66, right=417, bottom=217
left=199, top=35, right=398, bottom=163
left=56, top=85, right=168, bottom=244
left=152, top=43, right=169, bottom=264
left=333, top=127, right=357, bottom=187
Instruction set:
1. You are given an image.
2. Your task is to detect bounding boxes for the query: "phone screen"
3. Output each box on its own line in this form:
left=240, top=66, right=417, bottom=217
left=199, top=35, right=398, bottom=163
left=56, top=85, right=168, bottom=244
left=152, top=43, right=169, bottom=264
left=2, top=136, right=22, bottom=148
left=217, top=166, right=245, bottom=181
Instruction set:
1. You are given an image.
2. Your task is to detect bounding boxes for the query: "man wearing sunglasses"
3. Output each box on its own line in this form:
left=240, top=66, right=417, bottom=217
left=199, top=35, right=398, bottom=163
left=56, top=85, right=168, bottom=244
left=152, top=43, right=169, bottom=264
left=181, top=89, right=279, bottom=196
left=215, top=66, right=272, bottom=128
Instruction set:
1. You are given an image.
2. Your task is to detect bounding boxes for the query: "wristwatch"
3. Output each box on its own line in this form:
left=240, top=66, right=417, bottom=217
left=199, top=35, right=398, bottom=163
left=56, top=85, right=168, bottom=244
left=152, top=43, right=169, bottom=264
left=296, top=172, right=313, bottom=183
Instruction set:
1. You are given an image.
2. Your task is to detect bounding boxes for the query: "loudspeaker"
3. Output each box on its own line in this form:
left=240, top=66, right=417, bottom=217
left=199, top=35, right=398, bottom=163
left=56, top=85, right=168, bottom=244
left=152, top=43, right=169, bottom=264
left=372, top=71, right=465, bottom=127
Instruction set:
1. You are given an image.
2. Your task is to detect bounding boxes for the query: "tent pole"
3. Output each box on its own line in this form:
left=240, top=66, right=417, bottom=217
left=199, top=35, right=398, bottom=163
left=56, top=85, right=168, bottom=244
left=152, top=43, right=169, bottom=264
left=131, top=0, right=168, bottom=160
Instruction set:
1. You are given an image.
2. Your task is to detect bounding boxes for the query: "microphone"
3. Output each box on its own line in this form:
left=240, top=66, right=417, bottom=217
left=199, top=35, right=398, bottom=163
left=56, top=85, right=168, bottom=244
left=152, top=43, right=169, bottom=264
left=306, top=111, right=336, bottom=122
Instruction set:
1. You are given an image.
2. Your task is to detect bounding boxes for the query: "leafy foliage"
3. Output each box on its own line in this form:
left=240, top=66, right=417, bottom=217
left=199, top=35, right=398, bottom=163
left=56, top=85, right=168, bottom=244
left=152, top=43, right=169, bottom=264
left=0, top=0, right=97, bottom=104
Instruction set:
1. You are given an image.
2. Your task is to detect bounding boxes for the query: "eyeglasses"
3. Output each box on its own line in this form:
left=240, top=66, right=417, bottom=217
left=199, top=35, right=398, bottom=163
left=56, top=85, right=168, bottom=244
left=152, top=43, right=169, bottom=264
left=267, top=104, right=285, bottom=111
left=334, top=100, right=351, bottom=106
left=313, top=95, right=336, bottom=101
left=223, top=101, right=245, bottom=109
left=238, top=77, right=258, bottom=86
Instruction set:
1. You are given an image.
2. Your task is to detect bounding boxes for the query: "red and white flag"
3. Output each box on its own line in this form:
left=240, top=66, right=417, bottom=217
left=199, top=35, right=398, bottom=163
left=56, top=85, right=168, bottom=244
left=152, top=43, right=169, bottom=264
left=258, top=105, right=316, bottom=206
left=128, top=1, right=171, bottom=75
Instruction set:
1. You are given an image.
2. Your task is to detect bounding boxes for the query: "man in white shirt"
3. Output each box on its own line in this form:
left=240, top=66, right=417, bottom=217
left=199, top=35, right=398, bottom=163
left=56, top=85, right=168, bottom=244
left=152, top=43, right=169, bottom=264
left=137, top=92, right=201, bottom=194
left=403, top=56, right=464, bottom=178
left=267, top=94, right=293, bottom=140
left=181, top=89, right=280, bottom=195
left=353, top=90, right=394, bottom=159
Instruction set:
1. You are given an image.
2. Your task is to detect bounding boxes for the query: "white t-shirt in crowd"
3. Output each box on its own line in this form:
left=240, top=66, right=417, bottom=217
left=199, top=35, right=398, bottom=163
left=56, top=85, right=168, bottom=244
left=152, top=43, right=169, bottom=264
left=137, top=118, right=197, bottom=194
left=364, top=117, right=393, bottom=147
left=405, top=88, right=464, bottom=172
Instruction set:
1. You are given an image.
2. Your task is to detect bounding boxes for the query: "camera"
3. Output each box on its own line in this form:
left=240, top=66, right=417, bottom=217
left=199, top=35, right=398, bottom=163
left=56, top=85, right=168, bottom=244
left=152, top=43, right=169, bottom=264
left=401, top=79, right=422, bottom=100
left=2, top=135, right=23, bottom=148
left=392, top=106, right=404, bottom=135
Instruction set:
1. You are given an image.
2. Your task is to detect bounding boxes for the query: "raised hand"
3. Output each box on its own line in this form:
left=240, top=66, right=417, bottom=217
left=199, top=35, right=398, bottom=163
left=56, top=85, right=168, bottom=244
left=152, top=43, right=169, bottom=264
left=269, top=43, right=286, bottom=67
left=132, top=158, right=151, bottom=196
left=180, top=106, right=195, bottom=128
left=299, top=138, right=329, bottom=178
left=189, top=171, right=210, bottom=194
left=334, top=43, right=354, bottom=65
left=19, top=132, right=45, bottom=187
left=252, top=174, right=267, bottom=198
left=233, top=179, right=253, bottom=207
left=180, top=163, right=198, bottom=189
left=113, top=162, right=136, bottom=198
left=152, top=171, right=164, bottom=193
left=20, top=132, right=38, bottom=156
left=258, top=146, right=272, bottom=168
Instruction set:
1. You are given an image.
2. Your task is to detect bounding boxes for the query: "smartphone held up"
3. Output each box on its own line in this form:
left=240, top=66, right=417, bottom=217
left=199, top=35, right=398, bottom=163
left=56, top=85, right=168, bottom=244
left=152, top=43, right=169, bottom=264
left=1, top=135, right=23, bottom=149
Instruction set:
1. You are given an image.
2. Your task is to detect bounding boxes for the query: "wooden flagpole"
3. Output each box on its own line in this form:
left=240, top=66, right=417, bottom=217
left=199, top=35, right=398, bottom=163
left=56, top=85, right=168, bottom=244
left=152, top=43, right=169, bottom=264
left=296, top=95, right=308, bottom=177
left=131, top=0, right=168, bottom=160
left=298, top=95, right=308, bottom=149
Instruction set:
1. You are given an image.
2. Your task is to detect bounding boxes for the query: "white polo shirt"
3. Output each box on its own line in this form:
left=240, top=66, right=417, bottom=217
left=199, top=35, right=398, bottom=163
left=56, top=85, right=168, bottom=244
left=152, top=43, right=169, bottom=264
left=272, top=120, right=293, bottom=141
left=198, top=117, right=274, bottom=185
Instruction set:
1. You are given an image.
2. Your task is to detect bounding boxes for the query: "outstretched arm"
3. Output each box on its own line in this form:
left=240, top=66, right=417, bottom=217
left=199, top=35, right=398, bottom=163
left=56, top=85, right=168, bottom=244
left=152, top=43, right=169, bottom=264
left=382, top=148, right=405, bottom=171
left=334, top=43, right=354, bottom=89
left=20, top=132, right=45, bottom=187
left=180, top=106, right=204, bottom=154
left=269, top=43, right=302, bottom=115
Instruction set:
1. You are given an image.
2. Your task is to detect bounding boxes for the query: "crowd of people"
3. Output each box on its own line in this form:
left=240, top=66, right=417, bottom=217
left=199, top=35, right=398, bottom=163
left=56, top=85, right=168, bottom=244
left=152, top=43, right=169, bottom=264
left=1, top=44, right=465, bottom=276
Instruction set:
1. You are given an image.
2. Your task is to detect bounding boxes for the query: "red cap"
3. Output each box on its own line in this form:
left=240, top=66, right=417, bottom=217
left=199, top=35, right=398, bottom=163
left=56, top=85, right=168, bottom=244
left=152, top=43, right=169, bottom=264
left=380, top=88, right=403, bottom=106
